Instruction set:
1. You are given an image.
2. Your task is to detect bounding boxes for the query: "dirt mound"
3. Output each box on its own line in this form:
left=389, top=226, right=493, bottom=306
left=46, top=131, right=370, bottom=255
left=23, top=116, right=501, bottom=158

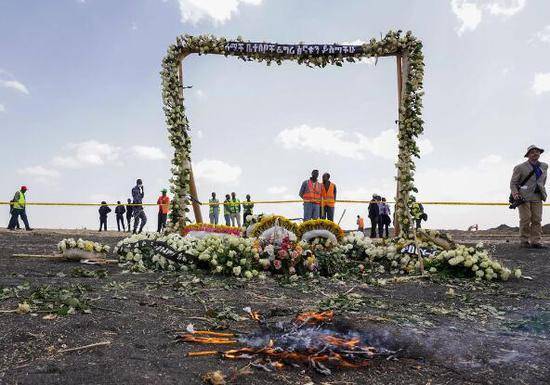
left=488, top=224, right=519, bottom=232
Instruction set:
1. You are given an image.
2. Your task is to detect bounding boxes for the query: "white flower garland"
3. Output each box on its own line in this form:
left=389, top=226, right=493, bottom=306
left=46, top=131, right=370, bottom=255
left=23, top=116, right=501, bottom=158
left=57, top=238, right=110, bottom=254
left=161, top=31, right=425, bottom=237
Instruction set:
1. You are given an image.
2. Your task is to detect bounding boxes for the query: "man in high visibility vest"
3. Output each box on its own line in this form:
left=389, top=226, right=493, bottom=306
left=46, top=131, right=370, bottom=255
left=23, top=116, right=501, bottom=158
left=209, top=192, right=220, bottom=225
left=8, top=186, right=32, bottom=231
left=223, top=194, right=231, bottom=226
left=320, top=172, right=337, bottom=221
left=242, top=194, right=254, bottom=226
left=299, top=170, right=322, bottom=220
left=229, top=192, right=241, bottom=227
left=157, top=189, right=170, bottom=232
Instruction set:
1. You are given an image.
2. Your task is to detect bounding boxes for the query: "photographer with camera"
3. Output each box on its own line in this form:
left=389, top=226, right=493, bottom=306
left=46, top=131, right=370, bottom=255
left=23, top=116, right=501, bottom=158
left=509, top=145, right=547, bottom=249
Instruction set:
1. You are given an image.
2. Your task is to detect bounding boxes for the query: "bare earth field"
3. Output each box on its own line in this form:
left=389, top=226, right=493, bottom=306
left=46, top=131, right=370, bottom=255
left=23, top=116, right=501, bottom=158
left=0, top=229, right=549, bottom=385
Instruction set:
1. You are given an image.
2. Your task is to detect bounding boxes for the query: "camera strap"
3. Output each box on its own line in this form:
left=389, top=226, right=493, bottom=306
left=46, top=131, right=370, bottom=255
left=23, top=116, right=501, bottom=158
left=518, top=169, right=536, bottom=188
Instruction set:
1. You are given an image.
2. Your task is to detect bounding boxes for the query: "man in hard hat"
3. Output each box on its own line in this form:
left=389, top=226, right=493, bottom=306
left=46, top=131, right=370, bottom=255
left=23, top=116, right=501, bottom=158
left=510, top=145, right=548, bottom=248
left=7, top=186, right=32, bottom=231
left=157, top=189, right=170, bottom=232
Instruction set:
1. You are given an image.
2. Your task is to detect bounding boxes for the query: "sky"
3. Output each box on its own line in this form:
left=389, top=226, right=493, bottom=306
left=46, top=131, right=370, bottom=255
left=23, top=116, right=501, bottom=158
left=1, top=0, right=549, bottom=231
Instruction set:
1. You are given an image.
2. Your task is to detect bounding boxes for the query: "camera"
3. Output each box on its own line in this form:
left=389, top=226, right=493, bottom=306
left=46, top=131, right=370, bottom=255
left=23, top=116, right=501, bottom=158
left=508, top=195, right=526, bottom=209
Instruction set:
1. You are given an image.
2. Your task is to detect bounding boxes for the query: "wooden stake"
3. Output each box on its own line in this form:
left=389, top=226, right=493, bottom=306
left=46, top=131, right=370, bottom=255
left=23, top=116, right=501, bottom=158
left=57, top=341, right=111, bottom=354
left=178, top=60, right=203, bottom=224
left=394, top=54, right=403, bottom=237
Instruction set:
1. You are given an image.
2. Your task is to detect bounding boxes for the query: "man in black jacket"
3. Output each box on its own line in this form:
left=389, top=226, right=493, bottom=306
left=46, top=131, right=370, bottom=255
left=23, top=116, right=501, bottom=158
left=125, top=198, right=133, bottom=232
left=98, top=201, right=111, bottom=231
left=368, top=195, right=380, bottom=238
left=115, top=201, right=126, bottom=231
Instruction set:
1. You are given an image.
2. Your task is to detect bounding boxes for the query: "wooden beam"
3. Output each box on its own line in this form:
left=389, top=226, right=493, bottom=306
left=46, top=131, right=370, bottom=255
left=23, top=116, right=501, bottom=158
left=394, top=54, right=403, bottom=237
left=178, top=60, right=203, bottom=224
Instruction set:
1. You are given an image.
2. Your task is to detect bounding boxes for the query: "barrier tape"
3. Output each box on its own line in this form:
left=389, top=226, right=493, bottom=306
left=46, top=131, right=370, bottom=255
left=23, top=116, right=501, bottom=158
left=1, top=200, right=549, bottom=207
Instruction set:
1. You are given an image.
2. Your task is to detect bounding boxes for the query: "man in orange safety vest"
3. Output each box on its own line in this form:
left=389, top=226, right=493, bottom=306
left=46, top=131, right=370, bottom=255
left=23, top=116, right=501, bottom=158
left=299, top=169, right=322, bottom=220
left=320, top=172, right=337, bottom=221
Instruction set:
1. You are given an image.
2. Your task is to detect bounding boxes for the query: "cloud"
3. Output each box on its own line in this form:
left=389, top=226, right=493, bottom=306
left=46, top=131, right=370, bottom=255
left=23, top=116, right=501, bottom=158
left=532, top=73, right=550, bottom=95
left=196, top=130, right=204, bottom=139
left=174, top=0, right=262, bottom=24
left=535, top=25, right=550, bottom=43
left=18, top=165, right=60, bottom=178
left=277, top=125, right=433, bottom=160
left=451, top=0, right=482, bottom=35
left=450, top=0, right=526, bottom=36
left=0, top=69, right=29, bottom=94
left=0, top=104, right=5, bottom=112
left=267, top=186, right=288, bottom=194
left=277, top=124, right=365, bottom=160
left=486, top=0, right=526, bottom=16
left=130, top=145, right=167, bottom=160
left=52, top=140, right=121, bottom=168
left=131, top=22, right=138, bottom=31
left=194, top=159, right=242, bottom=183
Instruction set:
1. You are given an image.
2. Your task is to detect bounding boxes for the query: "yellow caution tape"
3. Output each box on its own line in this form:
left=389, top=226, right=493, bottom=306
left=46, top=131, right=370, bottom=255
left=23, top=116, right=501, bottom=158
left=1, top=200, right=549, bottom=207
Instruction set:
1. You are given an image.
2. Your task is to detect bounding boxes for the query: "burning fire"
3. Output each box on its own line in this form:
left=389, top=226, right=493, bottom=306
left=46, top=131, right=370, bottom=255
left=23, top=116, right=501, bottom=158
left=179, top=309, right=392, bottom=375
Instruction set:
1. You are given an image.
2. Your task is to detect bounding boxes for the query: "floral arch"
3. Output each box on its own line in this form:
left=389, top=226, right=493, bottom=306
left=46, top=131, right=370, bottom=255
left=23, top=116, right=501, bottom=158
left=160, top=31, right=425, bottom=238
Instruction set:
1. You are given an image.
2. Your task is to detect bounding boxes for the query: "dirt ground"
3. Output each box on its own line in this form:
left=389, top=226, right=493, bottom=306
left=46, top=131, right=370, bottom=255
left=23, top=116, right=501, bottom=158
left=0, top=228, right=549, bottom=385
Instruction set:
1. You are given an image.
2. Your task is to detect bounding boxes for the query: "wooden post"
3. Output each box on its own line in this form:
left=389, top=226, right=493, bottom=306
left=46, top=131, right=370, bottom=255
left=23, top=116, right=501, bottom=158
left=394, top=54, right=403, bottom=237
left=178, top=60, right=203, bottom=223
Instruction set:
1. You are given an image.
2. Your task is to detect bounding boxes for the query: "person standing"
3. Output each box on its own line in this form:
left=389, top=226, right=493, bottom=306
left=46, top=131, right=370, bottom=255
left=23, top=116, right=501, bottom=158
left=223, top=194, right=231, bottom=226
left=7, top=186, right=32, bottom=231
left=299, top=170, right=322, bottom=221
left=98, top=201, right=111, bottom=231
left=209, top=192, right=220, bottom=225
left=356, top=215, right=365, bottom=233
left=321, top=173, right=337, bottom=221
left=132, top=179, right=147, bottom=234
left=157, top=189, right=170, bottom=232
left=125, top=198, right=133, bottom=232
left=510, top=145, right=548, bottom=248
left=378, top=197, right=391, bottom=238
left=115, top=201, right=126, bottom=231
left=229, top=192, right=241, bottom=227
left=242, top=194, right=254, bottom=226
left=368, top=195, right=380, bottom=238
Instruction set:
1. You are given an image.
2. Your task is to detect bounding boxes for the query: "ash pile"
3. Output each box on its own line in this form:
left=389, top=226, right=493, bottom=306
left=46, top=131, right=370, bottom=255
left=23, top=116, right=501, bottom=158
left=179, top=309, right=397, bottom=375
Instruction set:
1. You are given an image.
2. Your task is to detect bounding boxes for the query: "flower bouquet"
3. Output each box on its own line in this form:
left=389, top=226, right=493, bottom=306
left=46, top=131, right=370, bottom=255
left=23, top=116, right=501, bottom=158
left=57, top=238, right=111, bottom=262
left=256, top=235, right=306, bottom=275
left=182, top=223, right=241, bottom=238
left=298, top=219, right=344, bottom=243
left=250, top=215, right=299, bottom=242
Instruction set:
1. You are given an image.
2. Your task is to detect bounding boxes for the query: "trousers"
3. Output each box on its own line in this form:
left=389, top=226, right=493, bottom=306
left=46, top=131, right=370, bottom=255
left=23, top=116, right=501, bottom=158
left=303, top=203, right=320, bottom=221
left=8, top=209, right=30, bottom=230
left=518, top=201, right=543, bottom=244
left=133, top=209, right=147, bottom=233
left=99, top=216, right=107, bottom=231
left=126, top=214, right=132, bottom=232
left=116, top=215, right=125, bottom=231
left=224, top=214, right=231, bottom=226
left=369, top=216, right=378, bottom=238
left=209, top=209, right=219, bottom=225
left=230, top=212, right=241, bottom=227
left=158, top=212, right=167, bottom=232
left=321, top=206, right=335, bottom=221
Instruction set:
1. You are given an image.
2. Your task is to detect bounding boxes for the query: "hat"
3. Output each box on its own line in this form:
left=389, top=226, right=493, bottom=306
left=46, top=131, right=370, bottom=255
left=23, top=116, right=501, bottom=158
left=21, top=186, right=28, bottom=191
left=161, top=188, right=168, bottom=193
left=524, top=145, right=544, bottom=157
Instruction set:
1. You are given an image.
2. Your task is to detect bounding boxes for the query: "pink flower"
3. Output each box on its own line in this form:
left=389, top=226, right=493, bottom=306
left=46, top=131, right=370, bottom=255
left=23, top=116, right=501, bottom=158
left=273, top=260, right=282, bottom=270
left=278, top=249, right=288, bottom=259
